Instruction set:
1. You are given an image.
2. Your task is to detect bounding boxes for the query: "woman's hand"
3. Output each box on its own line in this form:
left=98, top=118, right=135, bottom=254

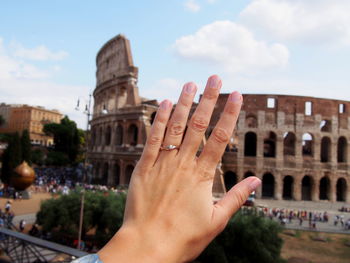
left=98, top=75, right=261, bottom=263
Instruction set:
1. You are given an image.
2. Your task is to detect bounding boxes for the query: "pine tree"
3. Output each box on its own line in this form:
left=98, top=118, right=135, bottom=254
left=21, top=129, right=32, bottom=164
left=1, top=133, right=22, bottom=184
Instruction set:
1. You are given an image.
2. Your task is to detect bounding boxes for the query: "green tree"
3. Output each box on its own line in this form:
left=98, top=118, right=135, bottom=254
left=197, top=211, right=285, bottom=263
left=21, top=129, right=32, bottom=164
left=31, top=149, right=45, bottom=166
left=1, top=132, right=22, bottom=184
left=43, top=116, right=81, bottom=164
left=36, top=190, right=126, bottom=246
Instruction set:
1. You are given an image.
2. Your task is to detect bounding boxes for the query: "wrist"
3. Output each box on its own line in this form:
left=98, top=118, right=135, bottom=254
left=98, top=225, right=184, bottom=263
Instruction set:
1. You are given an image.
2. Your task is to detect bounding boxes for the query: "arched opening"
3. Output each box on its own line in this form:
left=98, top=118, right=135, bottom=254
left=336, top=178, right=347, bottom=202
left=244, top=171, right=255, bottom=178
left=116, top=125, right=123, bottom=145
left=128, top=124, right=138, bottom=146
left=283, top=132, right=296, bottom=156
left=99, top=127, right=103, bottom=145
left=91, top=128, right=96, bottom=146
left=102, top=162, right=109, bottom=185
left=150, top=111, right=156, bottom=125
left=320, top=120, right=332, bottom=132
left=264, top=132, right=276, bottom=157
left=302, top=176, right=313, bottom=201
left=245, top=114, right=257, bottom=128
left=337, top=137, right=347, bottom=163
left=302, top=133, right=313, bottom=157
left=114, top=164, right=120, bottom=186
left=321, top=137, right=331, bottom=162
left=94, top=162, right=100, bottom=181
left=224, top=171, right=237, bottom=191
left=105, top=126, right=111, bottom=146
left=125, top=165, right=134, bottom=185
left=319, top=177, right=330, bottom=200
left=262, top=173, right=275, bottom=198
left=244, top=132, right=257, bottom=157
left=283, top=176, right=294, bottom=200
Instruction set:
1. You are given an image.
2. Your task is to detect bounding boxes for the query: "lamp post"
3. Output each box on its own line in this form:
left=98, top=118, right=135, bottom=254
left=75, top=94, right=92, bottom=250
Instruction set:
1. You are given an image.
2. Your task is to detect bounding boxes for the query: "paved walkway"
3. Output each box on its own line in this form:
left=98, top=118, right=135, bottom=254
left=255, top=199, right=350, bottom=234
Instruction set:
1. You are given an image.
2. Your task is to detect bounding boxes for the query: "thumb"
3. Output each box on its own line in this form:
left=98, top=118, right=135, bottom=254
left=212, top=177, right=261, bottom=229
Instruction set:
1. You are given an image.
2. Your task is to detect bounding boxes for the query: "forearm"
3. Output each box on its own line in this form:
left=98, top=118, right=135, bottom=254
left=98, top=226, right=184, bottom=263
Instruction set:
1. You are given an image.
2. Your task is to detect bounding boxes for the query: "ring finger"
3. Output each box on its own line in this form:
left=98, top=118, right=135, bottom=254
left=160, top=82, right=197, bottom=156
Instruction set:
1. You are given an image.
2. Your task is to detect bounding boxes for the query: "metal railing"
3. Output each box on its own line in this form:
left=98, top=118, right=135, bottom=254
left=0, top=228, right=88, bottom=263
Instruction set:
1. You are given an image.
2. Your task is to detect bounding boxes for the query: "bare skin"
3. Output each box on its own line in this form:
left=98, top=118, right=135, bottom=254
left=98, top=75, right=261, bottom=263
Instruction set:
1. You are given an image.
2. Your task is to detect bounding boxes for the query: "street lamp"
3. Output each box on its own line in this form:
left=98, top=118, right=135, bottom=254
left=75, top=94, right=92, bottom=250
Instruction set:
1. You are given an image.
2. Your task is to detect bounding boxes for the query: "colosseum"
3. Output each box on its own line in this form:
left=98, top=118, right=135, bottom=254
left=88, top=34, right=350, bottom=203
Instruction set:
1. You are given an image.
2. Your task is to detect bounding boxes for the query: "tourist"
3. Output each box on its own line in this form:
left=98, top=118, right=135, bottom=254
left=19, top=219, right=26, bottom=232
left=72, top=76, right=261, bottom=263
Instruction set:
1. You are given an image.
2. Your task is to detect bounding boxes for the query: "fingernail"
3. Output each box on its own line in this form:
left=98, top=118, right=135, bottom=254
left=184, top=83, right=196, bottom=94
left=209, top=75, right=221, bottom=89
left=230, top=91, right=242, bottom=103
left=249, top=178, right=261, bottom=192
left=160, top=100, right=171, bottom=110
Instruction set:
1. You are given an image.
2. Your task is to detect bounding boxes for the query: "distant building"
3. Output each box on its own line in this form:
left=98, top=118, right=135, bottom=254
left=0, top=103, right=63, bottom=146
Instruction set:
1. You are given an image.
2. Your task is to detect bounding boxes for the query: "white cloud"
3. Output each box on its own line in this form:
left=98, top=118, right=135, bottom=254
left=0, top=38, right=89, bottom=128
left=240, top=0, right=350, bottom=45
left=173, top=21, right=289, bottom=74
left=13, top=43, right=68, bottom=61
left=184, top=0, right=201, bottom=13
left=143, top=78, right=184, bottom=103
left=207, top=0, right=218, bottom=3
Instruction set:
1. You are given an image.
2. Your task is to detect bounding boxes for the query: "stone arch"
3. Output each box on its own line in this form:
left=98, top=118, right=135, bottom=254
left=245, top=114, right=257, bottom=128
left=98, top=126, right=103, bottom=145
left=320, top=136, right=331, bottom=162
left=264, top=131, right=276, bottom=157
left=105, top=125, right=111, bottom=146
left=224, top=171, right=237, bottom=191
left=337, top=136, right=347, bottom=163
left=244, top=171, right=255, bottom=178
left=283, top=132, right=296, bottom=156
left=319, top=176, right=330, bottom=200
left=262, top=173, right=275, bottom=198
left=91, top=128, right=96, bottom=146
left=283, top=176, right=294, bottom=200
left=320, top=120, right=332, bottom=132
left=114, top=163, right=120, bottom=186
left=125, top=165, right=134, bottom=185
left=128, top=124, right=138, bottom=146
left=150, top=111, right=156, bottom=125
left=115, top=125, right=123, bottom=145
left=302, top=133, right=314, bottom=157
left=94, top=162, right=101, bottom=180
left=301, top=175, right=313, bottom=200
left=102, top=162, right=109, bottom=185
left=244, top=132, right=257, bottom=157
left=336, top=178, right=347, bottom=202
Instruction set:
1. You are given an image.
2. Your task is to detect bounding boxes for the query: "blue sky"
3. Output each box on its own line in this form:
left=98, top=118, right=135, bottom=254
left=1, top=0, right=350, bottom=128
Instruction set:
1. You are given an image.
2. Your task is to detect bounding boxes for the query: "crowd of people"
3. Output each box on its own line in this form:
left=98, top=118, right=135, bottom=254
left=242, top=206, right=350, bottom=231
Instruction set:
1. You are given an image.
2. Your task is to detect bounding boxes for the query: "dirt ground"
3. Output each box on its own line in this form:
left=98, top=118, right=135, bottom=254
left=0, top=192, right=51, bottom=215
left=281, top=230, right=350, bottom=263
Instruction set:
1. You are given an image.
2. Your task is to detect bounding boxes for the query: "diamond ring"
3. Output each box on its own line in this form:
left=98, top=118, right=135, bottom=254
left=160, top=144, right=180, bottom=151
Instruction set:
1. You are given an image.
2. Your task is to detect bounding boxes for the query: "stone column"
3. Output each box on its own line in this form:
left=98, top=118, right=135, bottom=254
left=329, top=177, right=336, bottom=202
left=107, top=160, right=114, bottom=186
left=122, top=120, right=127, bottom=146
left=346, top=178, right=350, bottom=203
left=313, top=134, right=321, bottom=163
left=137, top=118, right=144, bottom=147
left=275, top=134, right=284, bottom=168
left=312, top=176, right=320, bottom=201
left=110, top=125, right=116, bottom=150
left=293, top=176, right=302, bottom=201
left=120, top=160, right=126, bottom=184
left=274, top=172, right=282, bottom=200
left=255, top=173, right=262, bottom=199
